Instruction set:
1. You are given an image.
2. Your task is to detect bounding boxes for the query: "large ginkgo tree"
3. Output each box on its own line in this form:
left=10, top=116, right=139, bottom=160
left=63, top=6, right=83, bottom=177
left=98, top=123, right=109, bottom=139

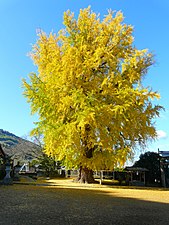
left=23, top=7, right=163, bottom=183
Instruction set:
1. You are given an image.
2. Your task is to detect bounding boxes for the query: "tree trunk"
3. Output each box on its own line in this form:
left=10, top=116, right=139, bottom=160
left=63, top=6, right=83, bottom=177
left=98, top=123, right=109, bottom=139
left=78, top=166, right=95, bottom=184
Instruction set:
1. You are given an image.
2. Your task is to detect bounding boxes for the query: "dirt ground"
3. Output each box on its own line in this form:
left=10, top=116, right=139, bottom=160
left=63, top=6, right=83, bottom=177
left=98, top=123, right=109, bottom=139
left=0, top=178, right=169, bottom=225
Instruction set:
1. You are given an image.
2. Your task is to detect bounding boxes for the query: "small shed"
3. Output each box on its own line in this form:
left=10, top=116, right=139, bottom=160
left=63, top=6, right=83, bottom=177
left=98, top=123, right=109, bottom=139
left=125, top=167, right=149, bottom=186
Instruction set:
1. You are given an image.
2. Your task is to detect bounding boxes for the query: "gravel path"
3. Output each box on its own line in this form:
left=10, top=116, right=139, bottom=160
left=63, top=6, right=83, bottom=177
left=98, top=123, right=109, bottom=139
left=0, top=181, right=169, bottom=225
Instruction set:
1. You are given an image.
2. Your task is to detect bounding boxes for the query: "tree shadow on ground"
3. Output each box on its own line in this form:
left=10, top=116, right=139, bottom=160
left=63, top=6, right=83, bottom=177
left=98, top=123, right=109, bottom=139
left=0, top=185, right=169, bottom=225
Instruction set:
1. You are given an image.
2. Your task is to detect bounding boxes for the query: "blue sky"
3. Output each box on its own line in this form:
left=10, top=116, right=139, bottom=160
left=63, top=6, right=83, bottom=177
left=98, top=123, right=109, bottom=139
left=0, top=0, right=169, bottom=160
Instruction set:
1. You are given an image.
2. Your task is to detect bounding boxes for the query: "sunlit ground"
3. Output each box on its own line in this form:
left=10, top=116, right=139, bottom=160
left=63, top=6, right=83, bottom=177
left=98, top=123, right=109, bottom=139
left=18, top=177, right=169, bottom=204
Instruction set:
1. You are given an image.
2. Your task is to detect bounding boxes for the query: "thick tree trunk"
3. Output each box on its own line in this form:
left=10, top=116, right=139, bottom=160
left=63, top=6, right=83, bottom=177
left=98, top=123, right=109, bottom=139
left=76, top=124, right=95, bottom=183
left=78, top=166, right=95, bottom=184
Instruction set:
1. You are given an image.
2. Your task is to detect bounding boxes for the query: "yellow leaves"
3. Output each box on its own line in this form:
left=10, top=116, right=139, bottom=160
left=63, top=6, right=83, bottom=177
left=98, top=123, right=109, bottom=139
left=149, top=91, right=160, bottom=100
left=22, top=6, right=163, bottom=171
left=103, top=10, right=124, bottom=25
left=101, top=77, right=109, bottom=89
left=77, top=6, right=99, bottom=32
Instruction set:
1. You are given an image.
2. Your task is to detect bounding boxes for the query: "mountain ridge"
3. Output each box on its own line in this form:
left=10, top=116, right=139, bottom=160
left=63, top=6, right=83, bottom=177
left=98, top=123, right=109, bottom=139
left=0, top=129, right=42, bottom=164
left=0, top=129, right=21, bottom=148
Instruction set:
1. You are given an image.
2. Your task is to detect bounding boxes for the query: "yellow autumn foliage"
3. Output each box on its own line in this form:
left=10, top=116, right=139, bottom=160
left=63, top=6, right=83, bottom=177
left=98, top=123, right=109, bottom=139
left=23, top=7, right=163, bottom=170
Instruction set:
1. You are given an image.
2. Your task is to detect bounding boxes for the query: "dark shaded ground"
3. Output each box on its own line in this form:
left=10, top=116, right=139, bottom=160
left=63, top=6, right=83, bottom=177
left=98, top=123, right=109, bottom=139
left=0, top=184, right=169, bottom=225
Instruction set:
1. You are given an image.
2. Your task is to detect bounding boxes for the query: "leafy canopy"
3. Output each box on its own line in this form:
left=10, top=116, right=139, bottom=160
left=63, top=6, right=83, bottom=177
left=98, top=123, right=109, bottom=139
left=23, top=7, right=163, bottom=170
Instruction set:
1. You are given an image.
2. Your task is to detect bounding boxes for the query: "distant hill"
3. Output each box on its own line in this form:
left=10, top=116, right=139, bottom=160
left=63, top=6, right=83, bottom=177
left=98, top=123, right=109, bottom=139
left=0, top=129, right=20, bottom=147
left=0, top=129, right=42, bottom=164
